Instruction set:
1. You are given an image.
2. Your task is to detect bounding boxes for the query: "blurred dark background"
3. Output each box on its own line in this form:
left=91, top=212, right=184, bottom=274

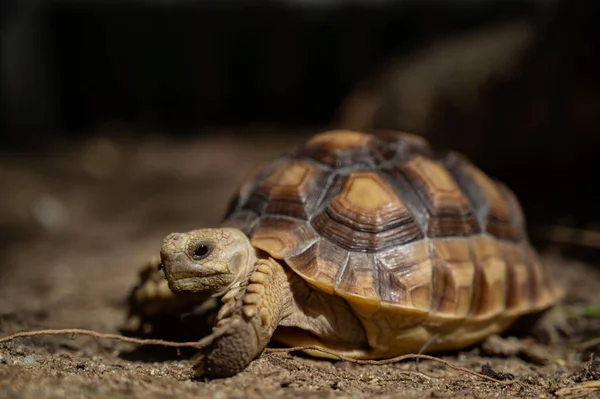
left=3, top=0, right=551, bottom=135
left=1, top=0, right=599, bottom=259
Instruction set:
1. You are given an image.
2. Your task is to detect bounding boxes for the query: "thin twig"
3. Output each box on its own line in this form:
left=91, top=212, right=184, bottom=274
left=0, top=328, right=204, bottom=348
left=415, top=332, right=439, bottom=373
left=1, top=328, right=522, bottom=386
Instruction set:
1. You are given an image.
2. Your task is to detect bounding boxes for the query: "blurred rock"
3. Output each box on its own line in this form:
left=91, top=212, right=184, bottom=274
left=32, top=194, right=69, bottom=232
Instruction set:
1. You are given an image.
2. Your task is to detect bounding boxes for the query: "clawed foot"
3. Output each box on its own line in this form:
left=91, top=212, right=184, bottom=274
left=530, top=305, right=574, bottom=344
left=192, top=318, right=259, bottom=379
left=481, top=334, right=554, bottom=365
left=509, top=305, right=573, bottom=345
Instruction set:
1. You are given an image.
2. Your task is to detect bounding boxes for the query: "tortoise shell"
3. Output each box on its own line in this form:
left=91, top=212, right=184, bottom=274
left=223, top=130, right=560, bottom=346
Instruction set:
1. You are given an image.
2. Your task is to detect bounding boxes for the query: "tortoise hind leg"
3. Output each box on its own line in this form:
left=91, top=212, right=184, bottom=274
left=509, top=305, right=573, bottom=344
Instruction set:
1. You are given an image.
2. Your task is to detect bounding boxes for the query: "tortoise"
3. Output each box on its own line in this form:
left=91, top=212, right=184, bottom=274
left=128, top=130, right=563, bottom=379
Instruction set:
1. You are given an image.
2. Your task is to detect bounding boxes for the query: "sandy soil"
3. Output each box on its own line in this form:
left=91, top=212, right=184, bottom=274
left=1, top=132, right=599, bottom=399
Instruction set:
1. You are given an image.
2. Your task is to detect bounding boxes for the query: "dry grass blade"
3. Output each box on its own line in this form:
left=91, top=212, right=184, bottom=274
left=555, top=381, right=600, bottom=398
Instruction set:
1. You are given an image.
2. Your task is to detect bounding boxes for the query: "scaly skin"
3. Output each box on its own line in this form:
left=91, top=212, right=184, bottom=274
left=156, top=227, right=369, bottom=378
left=192, top=257, right=291, bottom=378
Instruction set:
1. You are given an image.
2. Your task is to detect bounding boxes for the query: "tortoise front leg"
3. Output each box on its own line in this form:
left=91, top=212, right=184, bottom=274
left=192, top=257, right=291, bottom=378
left=126, top=256, right=212, bottom=332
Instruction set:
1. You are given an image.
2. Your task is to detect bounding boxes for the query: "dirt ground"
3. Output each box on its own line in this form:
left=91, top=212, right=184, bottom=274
left=1, top=131, right=599, bottom=399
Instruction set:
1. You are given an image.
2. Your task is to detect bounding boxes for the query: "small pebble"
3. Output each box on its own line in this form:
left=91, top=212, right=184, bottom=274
left=20, top=355, right=37, bottom=367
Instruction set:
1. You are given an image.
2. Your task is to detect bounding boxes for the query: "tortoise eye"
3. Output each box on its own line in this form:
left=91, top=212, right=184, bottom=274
left=192, top=243, right=211, bottom=260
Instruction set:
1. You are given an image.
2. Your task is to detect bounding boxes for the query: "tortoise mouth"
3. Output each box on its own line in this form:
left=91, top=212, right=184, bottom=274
left=168, top=276, right=210, bottom=293
left=167, top=273, right=232, bottom=295
left=168, top=271, right=203, bottom=281
left=167, top=269, right=222, bottom=281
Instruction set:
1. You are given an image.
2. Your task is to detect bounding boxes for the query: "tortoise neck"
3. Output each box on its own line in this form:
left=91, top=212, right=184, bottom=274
left=227, top=243, right=261, bottom=290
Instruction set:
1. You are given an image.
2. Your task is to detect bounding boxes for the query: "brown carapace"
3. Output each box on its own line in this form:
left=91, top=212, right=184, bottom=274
left=222, top=130, right=561, bottom=354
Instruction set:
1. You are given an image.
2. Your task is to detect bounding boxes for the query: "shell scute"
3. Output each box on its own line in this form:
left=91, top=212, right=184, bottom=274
left=501, top=242, right=532, bottom=315
left=399, top=156, right=480, bottom=237
left=306, top=130, right=374, bottom=150
left=250, top=216, right=319, bottom=259
left=468, top=236, right=507, bottom=320
left=286, top=238, right=347, bottom=294
left=312, top=171, right=423, bottom=252
left=335, top=252, right=379, bottom=299
left=249, top=160, right=330, bottom=219
left=375, top=240, right=433, bottom=311
left=429, top=238, right=475, bottom=320
left=297, top=130, right=377, bottom=168
left=442, top=153, right=522, bottom=241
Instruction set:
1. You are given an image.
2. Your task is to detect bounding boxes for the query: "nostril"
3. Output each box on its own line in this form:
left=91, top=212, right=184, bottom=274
left=166, top=233, right=181, bottom=242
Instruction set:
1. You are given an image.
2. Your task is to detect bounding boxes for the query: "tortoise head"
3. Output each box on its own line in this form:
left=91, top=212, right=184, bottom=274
left=159, top=227, right=256, bottom=297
